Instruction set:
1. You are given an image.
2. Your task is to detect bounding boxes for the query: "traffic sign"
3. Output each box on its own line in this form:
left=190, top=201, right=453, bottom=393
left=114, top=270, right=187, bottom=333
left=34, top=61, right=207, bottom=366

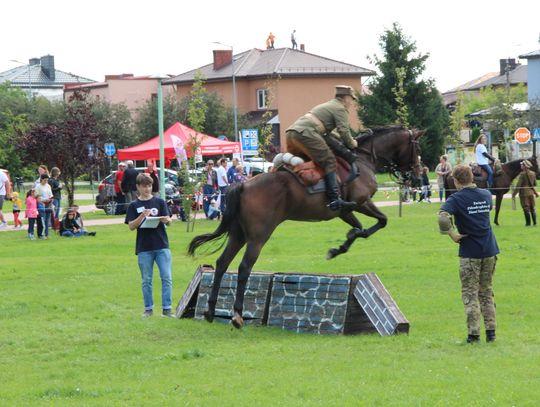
left=104, top=142, right=116, bottom=156
left=240, top=129, right=259, bottom=156
left=533, top=128, right=540, bottom=141
left=514, top=127, right=531, bottom=144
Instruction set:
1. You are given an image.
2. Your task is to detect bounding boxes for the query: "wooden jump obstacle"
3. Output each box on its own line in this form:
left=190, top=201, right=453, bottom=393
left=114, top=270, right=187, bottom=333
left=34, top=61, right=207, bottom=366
left=176, top=265, right=409, bottom=336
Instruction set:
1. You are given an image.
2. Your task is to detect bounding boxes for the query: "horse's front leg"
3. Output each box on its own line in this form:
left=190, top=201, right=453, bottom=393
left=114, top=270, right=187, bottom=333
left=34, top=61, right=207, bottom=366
left=356, top=199, right=388, bottom=237
left=327, top=212, right=365, bottom=259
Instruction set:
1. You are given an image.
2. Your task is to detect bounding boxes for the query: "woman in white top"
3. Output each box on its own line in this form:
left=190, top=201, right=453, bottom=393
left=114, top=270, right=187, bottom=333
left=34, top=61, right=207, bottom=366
left=474, top=134, right=496, bottom=188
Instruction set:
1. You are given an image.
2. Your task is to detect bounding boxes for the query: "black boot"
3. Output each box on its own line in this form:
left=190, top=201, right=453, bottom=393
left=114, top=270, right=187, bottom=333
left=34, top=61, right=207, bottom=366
left=486, top=329, right=496, bottom=342
left=524, top=211, right=531, bottom=226
left=326, top=137, right=359, bottom=182
left=467, top=334, right=480, bottom=343
left=324, top=171, right=356, bottom=211
left=531, top=210, right=537, bottom=226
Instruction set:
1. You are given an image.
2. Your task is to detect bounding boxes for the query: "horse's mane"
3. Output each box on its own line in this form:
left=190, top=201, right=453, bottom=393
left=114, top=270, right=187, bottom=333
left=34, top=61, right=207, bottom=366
left=355, top=125, right=407, bottom=147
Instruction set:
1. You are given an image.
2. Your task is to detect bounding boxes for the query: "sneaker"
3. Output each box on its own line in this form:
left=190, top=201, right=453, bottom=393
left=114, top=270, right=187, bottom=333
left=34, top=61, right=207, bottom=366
left=28, top=234, right=35, bottom=240
left=142, top=309, right=153, bottom=318
left=87, top=231, right=96, bottom=236
left=162, top=309, right=174, bottom=318
left=0, top=222, right=7, bottom=229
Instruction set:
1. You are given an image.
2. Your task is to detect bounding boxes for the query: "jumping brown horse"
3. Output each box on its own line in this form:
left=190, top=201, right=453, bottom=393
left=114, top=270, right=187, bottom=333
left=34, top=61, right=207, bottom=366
left=444, top=156, right=539, bottom=225
left=188, top=126, right=424, bottom=328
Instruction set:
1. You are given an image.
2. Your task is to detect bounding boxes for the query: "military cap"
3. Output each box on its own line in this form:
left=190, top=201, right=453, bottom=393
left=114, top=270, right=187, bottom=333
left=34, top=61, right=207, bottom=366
left=335, top=85, right=358, bottom=100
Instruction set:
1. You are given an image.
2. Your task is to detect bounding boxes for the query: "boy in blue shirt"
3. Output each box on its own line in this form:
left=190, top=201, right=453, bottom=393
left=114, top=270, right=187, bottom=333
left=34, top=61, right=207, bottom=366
left=125, top=173, right=173, bottom=318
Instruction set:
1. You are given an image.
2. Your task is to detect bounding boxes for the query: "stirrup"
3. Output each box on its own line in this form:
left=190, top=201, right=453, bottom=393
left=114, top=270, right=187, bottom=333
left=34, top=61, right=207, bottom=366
left=327, top=199, right=356, bottom=211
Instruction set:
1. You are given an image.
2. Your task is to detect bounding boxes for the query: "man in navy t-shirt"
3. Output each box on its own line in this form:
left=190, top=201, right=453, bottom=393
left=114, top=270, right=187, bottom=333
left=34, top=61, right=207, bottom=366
left=126, top=173, right=173, bottom=318
left=438, top=164, right=498, bottom=344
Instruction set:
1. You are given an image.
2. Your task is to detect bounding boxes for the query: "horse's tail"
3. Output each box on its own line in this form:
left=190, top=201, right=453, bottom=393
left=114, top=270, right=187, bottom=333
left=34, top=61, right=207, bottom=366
left=188, top=183, right=244, bottom=257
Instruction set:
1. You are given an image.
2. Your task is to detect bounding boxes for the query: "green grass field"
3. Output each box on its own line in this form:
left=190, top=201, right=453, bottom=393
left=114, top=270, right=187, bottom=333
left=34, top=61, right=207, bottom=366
left=1, top=201, right=539, bottom=406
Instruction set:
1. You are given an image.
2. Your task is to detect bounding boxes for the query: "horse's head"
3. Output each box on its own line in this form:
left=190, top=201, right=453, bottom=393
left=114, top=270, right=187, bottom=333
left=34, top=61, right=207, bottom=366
left=356, top=126, right=424, bottom=180
left=529, top=155, right=539, bottom=179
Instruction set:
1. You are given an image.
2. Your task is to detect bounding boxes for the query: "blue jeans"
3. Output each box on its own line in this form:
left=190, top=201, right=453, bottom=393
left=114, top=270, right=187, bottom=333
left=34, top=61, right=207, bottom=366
left=202, top=184, right=214, bottom=217
left=137, top=248, right=172, bottom=311
left=61, top=230, right=84, bottom=237
left=53, top=198, right=61, bottom=219
left=480, top=164, right=493, bottom=188
left=219, top=185, right=228, bottom=212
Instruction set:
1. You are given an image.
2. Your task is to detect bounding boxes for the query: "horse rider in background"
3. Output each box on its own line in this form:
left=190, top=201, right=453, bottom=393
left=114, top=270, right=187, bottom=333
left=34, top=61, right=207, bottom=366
left=286, top=85, right=360, bottom=211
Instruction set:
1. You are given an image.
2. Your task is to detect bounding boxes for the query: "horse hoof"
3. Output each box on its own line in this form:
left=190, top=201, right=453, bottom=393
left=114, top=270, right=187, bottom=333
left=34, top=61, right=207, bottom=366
left=203, top=311, right=214, bottom=323
left=326, top=248, right=339, bottom=260
left=231, top=313, right=244, bottom=329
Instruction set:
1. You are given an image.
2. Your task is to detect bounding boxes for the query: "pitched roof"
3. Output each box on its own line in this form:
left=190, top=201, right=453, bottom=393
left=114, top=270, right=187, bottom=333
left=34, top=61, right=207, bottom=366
left=164, top=48, right=375, bottom=85
left=470, top=64, right=528, bottom=89
left=519, top=49, right=540, bottom=60
left=0, top=64, right=94, bottom=88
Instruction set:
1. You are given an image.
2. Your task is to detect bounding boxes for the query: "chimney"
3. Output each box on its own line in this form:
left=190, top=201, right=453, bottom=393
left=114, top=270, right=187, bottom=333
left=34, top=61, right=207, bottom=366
left=29, top=58, right=40, bottom=66
left=500, top=58, right=517, bottom=76
left=300, top=44, right=305, bottom=52
left=213, top=50, right=232, bottom=71
left=40, top=55, right=55, bottom=80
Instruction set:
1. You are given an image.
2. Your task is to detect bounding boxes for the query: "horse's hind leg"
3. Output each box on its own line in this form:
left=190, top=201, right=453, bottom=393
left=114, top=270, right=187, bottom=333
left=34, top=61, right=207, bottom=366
left=205, top=235, right=245, bottom=322
left=493, top=193, right=503, bottom=226
left=232, top=242, right=264, bottom=329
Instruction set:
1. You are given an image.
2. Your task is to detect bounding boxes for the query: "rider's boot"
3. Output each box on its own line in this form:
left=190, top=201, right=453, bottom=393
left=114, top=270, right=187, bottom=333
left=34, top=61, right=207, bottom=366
left=524, top=210, right=531, bottom=226
left=531, top=209, right=537, bottom=226
left=326, top=137, right=359, bottom=182
left=324, top=171, right=356, bottom=211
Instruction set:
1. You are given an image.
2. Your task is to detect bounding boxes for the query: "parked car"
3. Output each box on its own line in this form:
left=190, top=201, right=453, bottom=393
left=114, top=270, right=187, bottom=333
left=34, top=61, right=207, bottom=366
left=243, top=157, right=273, bottom=176
left=95, top=168, right=180, bottom=215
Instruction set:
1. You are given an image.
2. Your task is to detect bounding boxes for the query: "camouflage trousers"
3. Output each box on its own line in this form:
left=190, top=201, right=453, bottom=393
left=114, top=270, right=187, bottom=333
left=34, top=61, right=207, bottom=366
left=459, top=256, right=497, bottom=335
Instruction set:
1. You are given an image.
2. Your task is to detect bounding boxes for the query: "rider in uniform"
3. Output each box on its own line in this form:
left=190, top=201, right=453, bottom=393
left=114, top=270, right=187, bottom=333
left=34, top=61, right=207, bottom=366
left=286, top=85, right=359, bottom=211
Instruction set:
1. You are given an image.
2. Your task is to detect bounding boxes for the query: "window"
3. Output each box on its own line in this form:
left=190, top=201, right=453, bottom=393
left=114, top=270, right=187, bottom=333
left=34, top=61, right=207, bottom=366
left=257, top=89, right=268, bottom=110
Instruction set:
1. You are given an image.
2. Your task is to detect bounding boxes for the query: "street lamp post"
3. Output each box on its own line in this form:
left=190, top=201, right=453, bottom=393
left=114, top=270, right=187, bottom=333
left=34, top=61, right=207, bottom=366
left=10, top=59, right=31, bottom=97
left=212, top=42, right=238, bottom=142
left=151, top=74, right=167, bottom=200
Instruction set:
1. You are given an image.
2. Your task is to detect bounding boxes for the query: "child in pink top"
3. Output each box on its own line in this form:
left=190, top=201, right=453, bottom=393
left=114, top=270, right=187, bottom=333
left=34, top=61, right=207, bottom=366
left=25, top=189, right=38, bottom=240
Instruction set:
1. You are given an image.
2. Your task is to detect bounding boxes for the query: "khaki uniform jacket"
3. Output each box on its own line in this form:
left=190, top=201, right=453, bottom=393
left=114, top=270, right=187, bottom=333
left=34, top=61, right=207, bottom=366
left=287, top=99, right=356, bottom=149
left=513, top=170, right=537, bottom=198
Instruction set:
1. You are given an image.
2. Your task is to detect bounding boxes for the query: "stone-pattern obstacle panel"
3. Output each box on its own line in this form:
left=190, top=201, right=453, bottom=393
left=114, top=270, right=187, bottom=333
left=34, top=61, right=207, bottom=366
left=194, top=271, right=273, bottom=326
left=175, top=265, right=212, bottom=318
left=353, top=272, right=409, bottom=336
left=267, top=274, right=354, bottom=335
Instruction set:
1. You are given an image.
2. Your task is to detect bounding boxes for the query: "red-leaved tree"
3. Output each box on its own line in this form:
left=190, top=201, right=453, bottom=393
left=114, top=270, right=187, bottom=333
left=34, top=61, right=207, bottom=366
left=19, top=90, right=101, bottom=206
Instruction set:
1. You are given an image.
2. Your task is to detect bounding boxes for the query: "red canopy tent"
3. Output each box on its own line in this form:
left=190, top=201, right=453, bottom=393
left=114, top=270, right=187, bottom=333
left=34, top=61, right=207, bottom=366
left=117, top=122, right=240, bottom=162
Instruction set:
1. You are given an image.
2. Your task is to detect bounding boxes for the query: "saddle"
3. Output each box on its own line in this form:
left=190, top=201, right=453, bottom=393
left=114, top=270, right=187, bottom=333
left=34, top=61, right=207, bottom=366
left=471, top=162, right=503, bottom=182
left=278, top=157, right=354, bottom=193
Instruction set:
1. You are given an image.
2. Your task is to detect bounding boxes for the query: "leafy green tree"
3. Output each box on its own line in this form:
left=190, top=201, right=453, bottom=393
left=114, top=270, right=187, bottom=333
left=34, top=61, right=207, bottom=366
left=359, top=22, right=449, bottom=168
left=133, top=94, right=185, bottom=142
left=91, top=98, right=136, bottom=150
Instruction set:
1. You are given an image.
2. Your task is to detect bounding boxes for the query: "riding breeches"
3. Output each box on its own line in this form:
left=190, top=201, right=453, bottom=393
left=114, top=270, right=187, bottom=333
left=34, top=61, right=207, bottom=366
left=286, top=128, right=336, bottom=173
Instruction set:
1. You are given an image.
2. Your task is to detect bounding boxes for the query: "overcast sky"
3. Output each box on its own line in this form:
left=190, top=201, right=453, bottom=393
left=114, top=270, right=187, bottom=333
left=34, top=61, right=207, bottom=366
left=1, top=0, right=539, bottom=93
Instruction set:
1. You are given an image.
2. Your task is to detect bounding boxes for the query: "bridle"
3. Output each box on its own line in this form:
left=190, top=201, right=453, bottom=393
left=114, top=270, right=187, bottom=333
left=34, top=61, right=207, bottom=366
left=356, top=128, right=421, bottom=185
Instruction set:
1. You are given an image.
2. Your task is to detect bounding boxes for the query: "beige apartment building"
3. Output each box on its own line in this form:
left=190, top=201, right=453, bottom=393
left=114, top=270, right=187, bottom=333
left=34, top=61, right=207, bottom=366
left=163, top=48, right=375, bottom=150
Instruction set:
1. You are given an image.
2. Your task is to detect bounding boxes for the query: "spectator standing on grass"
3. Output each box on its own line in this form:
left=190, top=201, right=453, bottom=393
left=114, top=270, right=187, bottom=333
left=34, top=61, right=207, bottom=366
left=216, top=158, right=229, bottom=212
left=144, top=162, right=160, bottom=197
left=438, top=164, right=498, bottom=344
left=233, top=165, right=248, bottom=184
left=11, top=191, right=23, bottom=229
left=202, top=160, right=218, bottom=218
left=25, top=189, right=38, bottom=240
left=49, top=167, right=62, bottom=220
left=0, top=168, right=11, bottom=228
left=35, top=174, right=53, bottom=238
left=121, top=160, right=138, bottom=204
left=33, top=165, right=49, bottom=189
left=435, top=155, right=452, bottom=202
left=227, top=158, right=239, bottom=184
left=114, top=162, right=126, bottom=214
left=417, top=167, right=431, bottom=203
left=125, top=173, right=173, bottom=318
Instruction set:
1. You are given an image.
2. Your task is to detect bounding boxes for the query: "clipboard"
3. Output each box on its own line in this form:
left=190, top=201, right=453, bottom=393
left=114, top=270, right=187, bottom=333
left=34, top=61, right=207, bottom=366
left=139, top=216, right=161, bottom=229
